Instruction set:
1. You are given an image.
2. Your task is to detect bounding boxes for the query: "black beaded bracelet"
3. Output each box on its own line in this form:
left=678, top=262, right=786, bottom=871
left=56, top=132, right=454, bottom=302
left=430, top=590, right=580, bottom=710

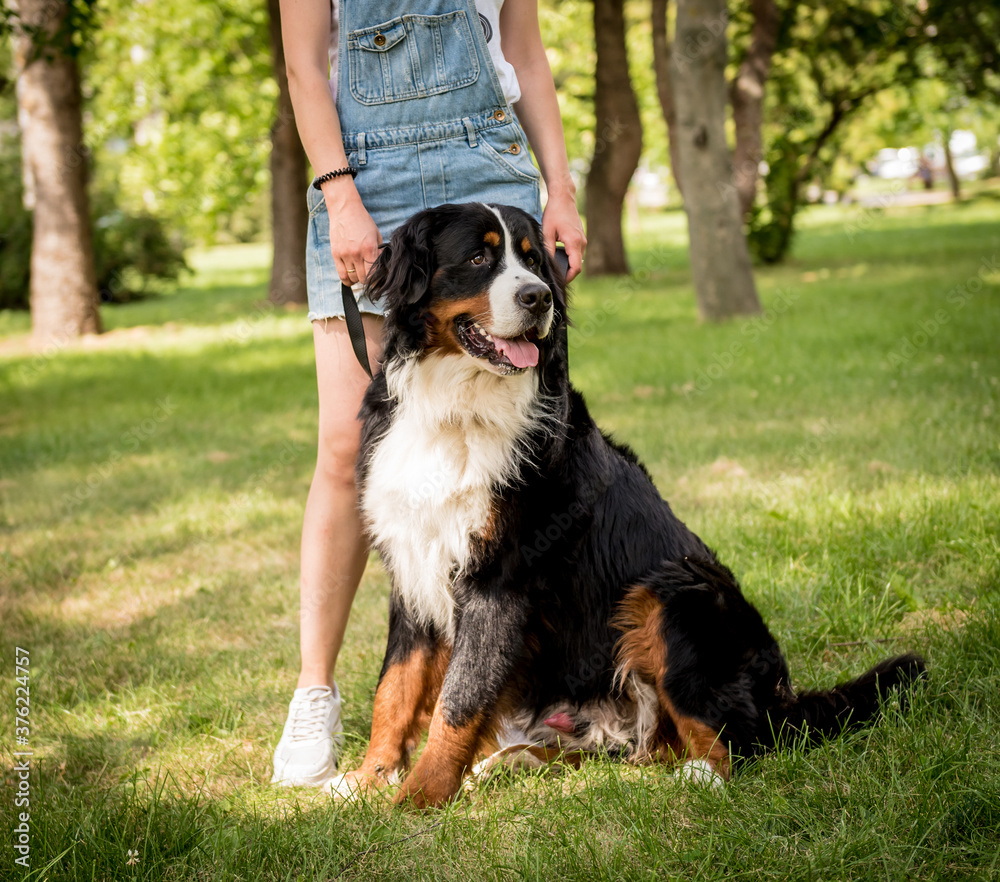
left=313, top=166, right=358, bottom=190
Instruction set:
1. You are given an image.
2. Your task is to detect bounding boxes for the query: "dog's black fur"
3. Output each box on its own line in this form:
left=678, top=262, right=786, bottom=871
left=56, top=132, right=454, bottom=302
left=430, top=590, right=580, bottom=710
left=337, top=203, right=925, bottom=808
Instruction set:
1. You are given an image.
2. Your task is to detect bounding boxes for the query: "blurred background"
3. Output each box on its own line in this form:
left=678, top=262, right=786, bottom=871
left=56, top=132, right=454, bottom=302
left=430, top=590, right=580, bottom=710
left=2, top=0, right=998, bottom=337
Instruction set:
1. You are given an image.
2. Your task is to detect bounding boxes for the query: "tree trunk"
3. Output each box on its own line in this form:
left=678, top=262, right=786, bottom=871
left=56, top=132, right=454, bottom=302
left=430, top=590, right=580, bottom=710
left=584, top=0, right=643, bottom=276
left=652, top=0, right=683, bottom=198
left=942, top=129, right=961, bottom=201
left=672, top=0, right=760, bottom=320
left=16, top=0, right=101, bottom=343
left=730, top=0, right=780, bottom=220
left=267, top=0, right=308, bottom=305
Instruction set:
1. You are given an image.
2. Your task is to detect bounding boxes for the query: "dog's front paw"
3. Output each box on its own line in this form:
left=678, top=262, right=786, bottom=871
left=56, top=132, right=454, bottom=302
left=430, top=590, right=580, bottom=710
left=393, top=768, right=462, bottom=810
left=328, top=770, right=384, bottom=801
left=676, top=759, right=726, bottom=789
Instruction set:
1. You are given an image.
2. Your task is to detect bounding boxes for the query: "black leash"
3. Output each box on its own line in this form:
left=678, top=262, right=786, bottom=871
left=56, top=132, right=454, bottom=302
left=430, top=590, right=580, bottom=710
left=342, top=245, right=570, bottom=380
left=341, top=279, right=374, bottom=379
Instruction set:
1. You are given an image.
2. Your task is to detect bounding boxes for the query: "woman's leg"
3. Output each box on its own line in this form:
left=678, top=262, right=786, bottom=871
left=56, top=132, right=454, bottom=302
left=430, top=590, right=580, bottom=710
left=272, top=314, right=383, bottom=787
left=298, top=314, right=383, bottom=688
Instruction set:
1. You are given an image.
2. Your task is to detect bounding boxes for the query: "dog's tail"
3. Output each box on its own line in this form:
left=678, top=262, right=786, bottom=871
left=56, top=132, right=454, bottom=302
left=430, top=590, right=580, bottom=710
left=759, top=653, right=927, bottom=749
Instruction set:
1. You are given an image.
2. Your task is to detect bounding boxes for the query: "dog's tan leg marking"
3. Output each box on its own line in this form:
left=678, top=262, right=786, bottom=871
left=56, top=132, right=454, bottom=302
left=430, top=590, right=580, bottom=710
left=612, top=586, right=730, bottom=779
left=613, top=586, right=680, bottom=761
left=394, top=707, right=486, bottom=809
left=613, top=587, right=668, bottom=683
left=659, top=693, right=731, bottom=782
left=330, top=642, right=450, bottom=800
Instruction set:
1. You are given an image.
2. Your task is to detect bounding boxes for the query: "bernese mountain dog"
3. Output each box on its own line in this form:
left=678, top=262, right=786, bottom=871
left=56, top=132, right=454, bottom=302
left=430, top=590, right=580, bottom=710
left=330, top=202, right=926, bottom=808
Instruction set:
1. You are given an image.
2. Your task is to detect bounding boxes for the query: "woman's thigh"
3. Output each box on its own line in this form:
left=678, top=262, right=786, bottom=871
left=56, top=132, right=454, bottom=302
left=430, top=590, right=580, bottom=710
left=312, top=314, right=384, bottom=479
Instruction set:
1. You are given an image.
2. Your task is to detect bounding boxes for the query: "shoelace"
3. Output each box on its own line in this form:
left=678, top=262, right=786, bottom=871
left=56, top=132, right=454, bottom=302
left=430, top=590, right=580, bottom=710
left=288, top=688, right=334, bottom=742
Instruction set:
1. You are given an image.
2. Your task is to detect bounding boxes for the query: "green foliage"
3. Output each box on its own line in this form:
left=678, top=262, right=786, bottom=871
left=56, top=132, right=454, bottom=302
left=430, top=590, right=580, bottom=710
left=0, top=23, right=14, bottom=104
left=0, top=138, right=32, bottom=310
left=91, top=194, right=190, bottom=304
left=538, top=1, right=597, bottom=170
left=750, top=0, right=925, bottom=263
left=0, top=0, right=100, bottom=55
left=6, top=0, right=997, bottom=273
left=837, top=76, right=1000, bottom=186
left=0, top=138, right=188, bottom=310
left=85, top=0, right=275, bottom=243
left=747, top=134, right=798, bottom=263
left=923, top=0, right=1000, bottom=101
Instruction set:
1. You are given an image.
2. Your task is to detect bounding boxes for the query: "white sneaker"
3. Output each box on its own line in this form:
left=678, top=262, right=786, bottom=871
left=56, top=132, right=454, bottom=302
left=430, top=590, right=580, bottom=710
left=270, top=684, right=343, bottom=787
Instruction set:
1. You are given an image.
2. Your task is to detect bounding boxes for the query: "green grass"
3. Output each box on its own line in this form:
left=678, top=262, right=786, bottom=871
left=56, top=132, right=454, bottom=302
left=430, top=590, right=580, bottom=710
left=2, top=194, right=999, bottom=880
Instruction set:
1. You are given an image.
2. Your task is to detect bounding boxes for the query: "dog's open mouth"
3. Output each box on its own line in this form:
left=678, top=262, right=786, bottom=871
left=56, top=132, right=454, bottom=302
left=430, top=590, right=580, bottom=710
left=455, top=317, right=539, bottom=374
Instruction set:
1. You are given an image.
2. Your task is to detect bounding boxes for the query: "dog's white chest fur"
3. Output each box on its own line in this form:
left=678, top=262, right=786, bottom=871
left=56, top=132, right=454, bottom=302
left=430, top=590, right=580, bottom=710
left=362, top=355, right=541, bottom=639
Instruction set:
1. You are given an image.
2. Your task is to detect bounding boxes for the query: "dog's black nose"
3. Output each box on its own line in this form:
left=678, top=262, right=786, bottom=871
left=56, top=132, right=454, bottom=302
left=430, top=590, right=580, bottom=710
left=515, top=283, right=553, bottom=316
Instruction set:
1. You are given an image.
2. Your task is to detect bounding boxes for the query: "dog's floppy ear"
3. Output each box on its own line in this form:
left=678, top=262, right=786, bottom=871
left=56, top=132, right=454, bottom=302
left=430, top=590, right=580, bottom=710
left=366, top=210, right=437, bottom=309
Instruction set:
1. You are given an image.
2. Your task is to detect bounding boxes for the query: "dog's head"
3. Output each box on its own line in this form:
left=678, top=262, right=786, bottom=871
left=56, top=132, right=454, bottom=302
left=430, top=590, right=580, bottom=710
left=366, top=203, right=568, bottom=377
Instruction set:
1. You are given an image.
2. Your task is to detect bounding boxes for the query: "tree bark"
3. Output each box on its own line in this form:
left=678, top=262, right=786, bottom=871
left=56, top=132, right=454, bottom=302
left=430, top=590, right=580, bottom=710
left=16, top=0, right=102, bottom=343
left=652, top=0, right=683, bottom=198
left=267, top=0, right=308, bottom=305
left=672, top=0, right=760, bottom=320
left=584, top=0, right=643, bottom=276
left=730, top=0, right=780, bottom=220
left=942, top=129, right=961, bottom=201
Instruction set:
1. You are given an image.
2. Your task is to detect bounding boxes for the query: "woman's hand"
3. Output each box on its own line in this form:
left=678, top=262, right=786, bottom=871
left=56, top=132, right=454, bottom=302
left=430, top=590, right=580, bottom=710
left=542, top=191, right=587, bottom=282
left=500, top=0, right=586, bottom=281
left=323, top=178, right=383, bottom=286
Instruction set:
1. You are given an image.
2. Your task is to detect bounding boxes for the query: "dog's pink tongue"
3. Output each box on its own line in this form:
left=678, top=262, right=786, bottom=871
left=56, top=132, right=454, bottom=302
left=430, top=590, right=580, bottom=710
left=544, top=712, right=575, bottom=734
left=493, top=335, right=538, bottom=368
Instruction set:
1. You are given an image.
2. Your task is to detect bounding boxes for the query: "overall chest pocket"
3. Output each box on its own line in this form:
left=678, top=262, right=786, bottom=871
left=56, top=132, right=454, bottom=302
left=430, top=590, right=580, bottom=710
left=347, top=11, right=480, bottom=105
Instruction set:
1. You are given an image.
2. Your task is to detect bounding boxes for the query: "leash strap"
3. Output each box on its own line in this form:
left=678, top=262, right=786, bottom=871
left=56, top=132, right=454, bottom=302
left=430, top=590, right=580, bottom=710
left=341, top=245, right=571, bottom=380
left=341, top=281, right=374, bottom=379
left=553, top=246, right=570, bottom=360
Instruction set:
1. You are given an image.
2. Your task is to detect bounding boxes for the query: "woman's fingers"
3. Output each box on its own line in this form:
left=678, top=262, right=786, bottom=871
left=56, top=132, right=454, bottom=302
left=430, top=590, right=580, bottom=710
left=542, top=200, right=587, bottom=282
left=327, top=200, right=383, bottom=286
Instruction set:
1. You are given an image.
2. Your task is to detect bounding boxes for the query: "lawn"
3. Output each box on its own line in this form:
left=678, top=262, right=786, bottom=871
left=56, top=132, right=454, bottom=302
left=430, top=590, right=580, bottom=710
left=1, top=194, right=999, bottom=880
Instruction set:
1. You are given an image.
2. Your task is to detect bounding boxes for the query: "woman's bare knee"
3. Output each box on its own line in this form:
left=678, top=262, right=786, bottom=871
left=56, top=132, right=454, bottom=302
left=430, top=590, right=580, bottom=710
left=314, top=426, right=362, bottom=492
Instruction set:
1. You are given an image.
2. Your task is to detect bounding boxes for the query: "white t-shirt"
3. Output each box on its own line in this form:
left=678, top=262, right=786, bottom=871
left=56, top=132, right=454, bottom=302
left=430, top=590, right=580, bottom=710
left=328, top=0, right=521, bottom=107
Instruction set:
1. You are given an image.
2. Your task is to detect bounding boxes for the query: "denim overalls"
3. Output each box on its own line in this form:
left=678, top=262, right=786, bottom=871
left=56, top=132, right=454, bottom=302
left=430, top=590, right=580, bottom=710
left=306, top=0, right=544, bottom=320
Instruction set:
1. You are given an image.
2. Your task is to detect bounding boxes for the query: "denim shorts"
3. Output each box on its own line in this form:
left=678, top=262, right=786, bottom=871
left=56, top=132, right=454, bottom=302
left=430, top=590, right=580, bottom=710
left=305, top=120, right=543, bottom=321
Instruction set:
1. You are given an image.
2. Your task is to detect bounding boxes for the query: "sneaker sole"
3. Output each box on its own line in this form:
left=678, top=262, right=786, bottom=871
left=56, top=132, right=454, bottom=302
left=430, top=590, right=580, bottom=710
left=271, top=766, right=338, bottom=788
left=271, top=754, right=339, bottom=788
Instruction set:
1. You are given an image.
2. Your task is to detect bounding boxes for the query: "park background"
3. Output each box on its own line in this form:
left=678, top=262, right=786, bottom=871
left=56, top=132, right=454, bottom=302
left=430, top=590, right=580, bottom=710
left=2, top=1, right=999, bottom=879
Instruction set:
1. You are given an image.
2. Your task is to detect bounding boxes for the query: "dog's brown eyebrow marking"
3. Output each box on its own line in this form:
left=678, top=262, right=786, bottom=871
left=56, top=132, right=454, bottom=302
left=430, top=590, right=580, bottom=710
left=484, top=231, right=501, bottom=247
left=520, top=237, right=531, bottom=253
